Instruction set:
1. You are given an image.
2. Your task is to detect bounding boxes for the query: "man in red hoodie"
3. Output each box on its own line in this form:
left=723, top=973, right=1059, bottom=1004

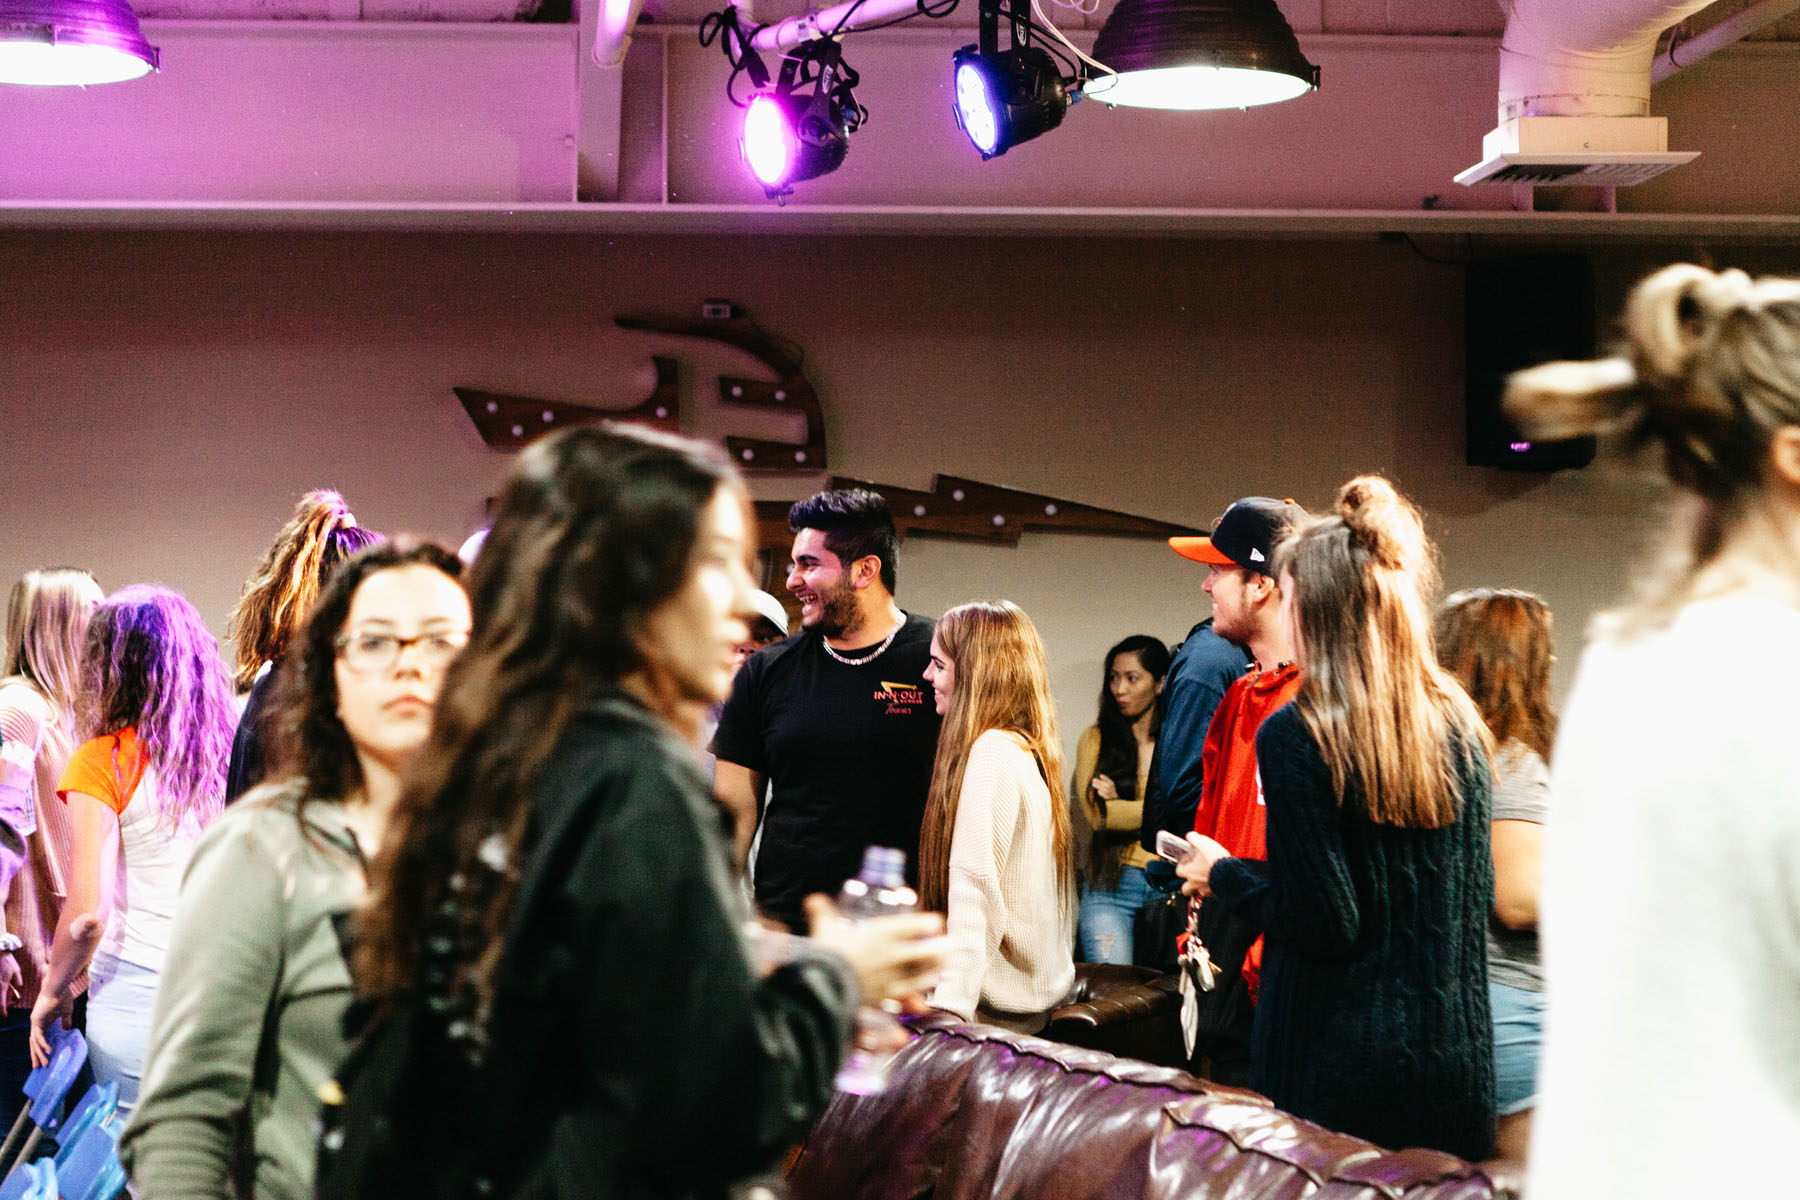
left=1168, top=495, right=1306, bottom=1084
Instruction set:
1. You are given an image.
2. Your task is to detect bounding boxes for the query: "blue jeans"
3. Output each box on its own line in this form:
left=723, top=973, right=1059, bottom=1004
left=1490, top=980, right=1545, bottom=1115
left=87, top=951, right=158, bottom=1116
left=1078, top=865, right=1152, bottom=964
left=0, top=1010, right=30, bottom=1132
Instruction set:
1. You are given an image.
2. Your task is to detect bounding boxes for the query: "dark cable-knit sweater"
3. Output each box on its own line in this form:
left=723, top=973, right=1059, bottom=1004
left=1208, top=703, right=1496, bottom=1161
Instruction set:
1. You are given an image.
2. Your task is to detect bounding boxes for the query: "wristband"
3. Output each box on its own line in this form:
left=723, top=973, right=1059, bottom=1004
left=0, top=934, right=21, bottom=954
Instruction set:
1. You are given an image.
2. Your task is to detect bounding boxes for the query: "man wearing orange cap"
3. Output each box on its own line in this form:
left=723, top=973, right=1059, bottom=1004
left=1167, top=496, right=1307, bottom=1084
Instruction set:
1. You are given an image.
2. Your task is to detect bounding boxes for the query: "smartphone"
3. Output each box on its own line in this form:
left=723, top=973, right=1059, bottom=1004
left=1154, top=830, right=1194, bottom=863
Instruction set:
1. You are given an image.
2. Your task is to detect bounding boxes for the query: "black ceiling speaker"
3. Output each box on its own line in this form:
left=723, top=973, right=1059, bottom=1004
left=1465, top=254, right=1599, bottom=472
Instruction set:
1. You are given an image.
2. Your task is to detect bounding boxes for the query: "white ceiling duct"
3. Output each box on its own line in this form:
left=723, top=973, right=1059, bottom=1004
left=1458, top=0, right=1714, bottom=187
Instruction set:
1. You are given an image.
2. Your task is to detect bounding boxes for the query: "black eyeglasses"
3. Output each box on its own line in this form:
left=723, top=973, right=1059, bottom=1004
left=333, top=629, right=470, bottom=673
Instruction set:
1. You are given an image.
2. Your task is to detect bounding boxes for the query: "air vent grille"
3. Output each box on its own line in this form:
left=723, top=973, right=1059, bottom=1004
left=1455, top=152, right=1699, bottom=188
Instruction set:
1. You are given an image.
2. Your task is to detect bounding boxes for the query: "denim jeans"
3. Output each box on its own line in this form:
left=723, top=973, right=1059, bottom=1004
left=87, top=950, right=159, bottom=1115
left=1077, top=865, right=1152, bottom=964
left=1490, top=979, right=1545, bottom=1115
left=0, top=1009, right=30, bottom=1132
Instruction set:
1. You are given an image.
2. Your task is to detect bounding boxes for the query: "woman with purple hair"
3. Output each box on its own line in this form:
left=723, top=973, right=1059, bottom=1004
left=29, top=586, right=236, bottom=1113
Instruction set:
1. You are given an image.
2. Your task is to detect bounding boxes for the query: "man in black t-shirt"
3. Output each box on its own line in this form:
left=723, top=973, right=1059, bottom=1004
left=713, top=489, right=940, bottom=932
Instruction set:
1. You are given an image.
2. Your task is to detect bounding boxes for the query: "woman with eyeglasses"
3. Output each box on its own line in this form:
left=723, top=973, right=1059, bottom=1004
left=120, top=542, right=469, bottom=1199
left=31, top=586, right=238, bottom=1113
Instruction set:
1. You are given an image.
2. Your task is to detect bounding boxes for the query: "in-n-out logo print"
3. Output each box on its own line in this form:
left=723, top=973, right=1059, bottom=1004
left=877, top=682, right=925, bottom=715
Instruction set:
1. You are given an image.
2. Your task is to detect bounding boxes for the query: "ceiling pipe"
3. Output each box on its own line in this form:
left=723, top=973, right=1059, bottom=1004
left=1651, top=0, right=1800, bottom=82
left=1497, top=0, right=1714, bottom=123
left=590, top=0, right=646, bottom=66
left=746, top=0, right=922, bottom=54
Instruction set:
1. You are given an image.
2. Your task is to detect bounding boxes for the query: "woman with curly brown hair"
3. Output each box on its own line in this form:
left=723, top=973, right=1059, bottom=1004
left=1507, top=265, right=1800, bottom=1198
left=32, top=586, right=238, bottom=1113
left=225, top=490, right=382, bottom=801
left=1177, top=477, right=1496, bottom=1160
left=121, top=542, right=468, bottom=1199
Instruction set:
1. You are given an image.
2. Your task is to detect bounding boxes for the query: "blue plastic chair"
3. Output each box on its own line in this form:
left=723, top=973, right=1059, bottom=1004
left=51, top=1083, right=118, bottom=1169
left=0, top=1159, right=55, bottom=1200
left=0, top=1025, right=87, bottom=1178
left=53, top=1113, right=124, bottom=1200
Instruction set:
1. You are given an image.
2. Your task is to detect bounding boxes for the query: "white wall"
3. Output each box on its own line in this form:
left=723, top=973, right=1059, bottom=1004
left=4, top=229, right=1795, bottom=760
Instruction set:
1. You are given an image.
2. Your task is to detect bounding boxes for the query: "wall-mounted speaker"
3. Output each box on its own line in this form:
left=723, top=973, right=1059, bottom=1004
left=1465, top=254, right=1598, bottom=472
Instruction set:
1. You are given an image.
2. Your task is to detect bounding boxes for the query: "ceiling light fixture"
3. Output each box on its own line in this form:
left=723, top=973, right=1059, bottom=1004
left=1084, top=0, right=1317, bottom=111
left=0, top=0, right=158, bottom=86
left=951, top=0, right=1077, bottom=160
left=739, top=38, right=863, bottom=199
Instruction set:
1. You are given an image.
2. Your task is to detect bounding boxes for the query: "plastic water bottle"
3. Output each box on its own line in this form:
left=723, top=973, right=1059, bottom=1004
left=832, top=845, right=917, bottom=1094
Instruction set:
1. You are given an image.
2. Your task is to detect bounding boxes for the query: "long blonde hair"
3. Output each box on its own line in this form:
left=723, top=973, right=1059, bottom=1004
left=227, top=490, right=381, bottom=689
left=2, top=568, right=103, bottom=727
left=1506, top=264, right=1800, bottom=633
left=918, top=601, right=1071, bottom=912
left=1273, top=477, right=1490, bottom=830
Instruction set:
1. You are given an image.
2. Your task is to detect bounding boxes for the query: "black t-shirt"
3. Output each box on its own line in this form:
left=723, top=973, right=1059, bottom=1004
left=712, top=612, right=940, bottom=930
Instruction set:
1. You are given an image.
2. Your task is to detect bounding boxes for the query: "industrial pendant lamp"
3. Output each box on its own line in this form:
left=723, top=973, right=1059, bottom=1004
left=1085, top=0, right=1317, bottom=111
left=0, top=0, right=159, bottom=86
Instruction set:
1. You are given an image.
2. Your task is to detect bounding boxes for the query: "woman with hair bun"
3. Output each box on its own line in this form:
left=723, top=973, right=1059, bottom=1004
left=1176, top=476, right=1496, bottom=1161
left=226, top=490, right=382, bottom=801
left=1434, top=588, right=1556, bottom=1160
left=1506, top=265, right=1800, bottom=1197
left=920, top=601, right=1075, bottom=1032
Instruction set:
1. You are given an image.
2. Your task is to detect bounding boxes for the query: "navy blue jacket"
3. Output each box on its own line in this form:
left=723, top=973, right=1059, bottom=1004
left=1140, top=619, right=1251, bottom=853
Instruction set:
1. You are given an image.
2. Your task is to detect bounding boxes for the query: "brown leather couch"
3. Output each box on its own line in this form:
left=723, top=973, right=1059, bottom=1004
left=1040, top=962, right=1184, bottom=1069
left=789, top=1016, right=1520, bottom=1200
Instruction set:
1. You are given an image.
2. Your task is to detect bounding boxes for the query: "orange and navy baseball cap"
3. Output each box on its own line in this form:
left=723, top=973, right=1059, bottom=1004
left=1169, top=497, right=1307, bottom=578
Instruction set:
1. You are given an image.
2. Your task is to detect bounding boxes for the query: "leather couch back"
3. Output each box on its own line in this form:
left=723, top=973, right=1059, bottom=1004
left=789, top=1019, right=1512, bottom=1200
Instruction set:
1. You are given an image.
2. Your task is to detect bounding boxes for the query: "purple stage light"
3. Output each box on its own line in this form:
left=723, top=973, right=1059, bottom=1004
left=1510, top=441, right=1532, bottom=452
left=742, top=93, right=795, bottom=191
left=739, top=86, right=850, bottom=198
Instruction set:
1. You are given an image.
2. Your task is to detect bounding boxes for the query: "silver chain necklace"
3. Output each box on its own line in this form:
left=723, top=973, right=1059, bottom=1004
left=820, top=617, right=902, bottom=667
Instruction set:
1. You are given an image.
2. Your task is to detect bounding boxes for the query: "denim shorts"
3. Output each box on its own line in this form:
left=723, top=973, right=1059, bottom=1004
left=1490, top=979, right=1545, bottom=1115
left=87, top=949, right=160, bottom=1115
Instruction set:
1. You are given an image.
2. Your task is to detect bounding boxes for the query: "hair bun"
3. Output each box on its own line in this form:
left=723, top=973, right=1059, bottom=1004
left=1627, top=265, right=1753, bottom=394
left=1337, top=475, right=1427, bottom=573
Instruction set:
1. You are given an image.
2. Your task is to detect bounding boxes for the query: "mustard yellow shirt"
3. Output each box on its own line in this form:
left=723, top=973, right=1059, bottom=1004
left=1072, top=725, right=1153, bottom=872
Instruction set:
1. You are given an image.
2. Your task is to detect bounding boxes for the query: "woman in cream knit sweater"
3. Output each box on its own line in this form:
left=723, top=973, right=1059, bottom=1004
left=920, top=601, right=1075, bottom=1034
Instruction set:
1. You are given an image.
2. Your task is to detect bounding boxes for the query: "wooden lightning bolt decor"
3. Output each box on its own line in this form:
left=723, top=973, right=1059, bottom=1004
left=753, top=475, right=1202, bottom=571
left=454, top=356, right=680, bottom=451
left=614, top=315, right=827, bottom=472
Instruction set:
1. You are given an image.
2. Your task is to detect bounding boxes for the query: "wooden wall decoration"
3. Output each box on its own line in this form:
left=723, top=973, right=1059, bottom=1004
left=454, top=357, right=679, bottom=450
left=613, top=315, right=828, bottom=472
left=454, top=309, right=1202, bottom=604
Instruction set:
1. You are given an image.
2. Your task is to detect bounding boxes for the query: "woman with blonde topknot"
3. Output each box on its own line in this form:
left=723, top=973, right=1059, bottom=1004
left=1177, top=476, right=1496, bottom=1161
left=1506, top=265, right=1800, bottom=1198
